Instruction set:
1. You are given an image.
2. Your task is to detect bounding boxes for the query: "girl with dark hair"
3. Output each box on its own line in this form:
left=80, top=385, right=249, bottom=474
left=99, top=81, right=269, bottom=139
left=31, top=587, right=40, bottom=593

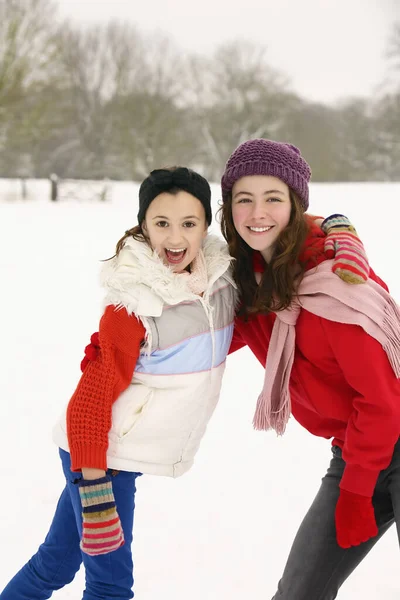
left=1, top=166, right=237, bottom=599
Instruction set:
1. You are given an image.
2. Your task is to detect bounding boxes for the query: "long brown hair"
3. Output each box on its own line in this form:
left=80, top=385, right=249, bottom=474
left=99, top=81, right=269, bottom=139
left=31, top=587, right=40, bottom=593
left=219, top=189, right=310, bottom=316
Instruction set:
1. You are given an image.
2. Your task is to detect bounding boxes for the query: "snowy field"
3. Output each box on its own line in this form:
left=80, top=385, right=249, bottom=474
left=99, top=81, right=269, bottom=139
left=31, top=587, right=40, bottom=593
left=0, top=180, right=399, bottom=598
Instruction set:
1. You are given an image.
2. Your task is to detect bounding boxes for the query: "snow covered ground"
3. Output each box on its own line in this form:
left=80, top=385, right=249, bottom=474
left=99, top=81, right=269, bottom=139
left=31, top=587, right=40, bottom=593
left=0, top=181, right=399, bottom=598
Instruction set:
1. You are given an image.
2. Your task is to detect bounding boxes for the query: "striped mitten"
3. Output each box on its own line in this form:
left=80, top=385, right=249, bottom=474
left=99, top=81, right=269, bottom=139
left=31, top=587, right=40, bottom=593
left=78, top=476, right=124, bottom=556
left=321, top=214, right=369, bottom=284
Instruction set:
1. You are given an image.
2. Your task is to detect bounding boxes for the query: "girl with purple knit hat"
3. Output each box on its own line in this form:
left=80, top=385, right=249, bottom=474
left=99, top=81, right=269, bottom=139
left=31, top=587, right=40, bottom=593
left=220, top=138, right=400, bottom=599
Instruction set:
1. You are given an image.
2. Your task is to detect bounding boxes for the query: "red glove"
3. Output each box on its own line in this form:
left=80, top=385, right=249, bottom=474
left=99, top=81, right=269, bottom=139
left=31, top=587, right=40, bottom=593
left=80, top=332, right=100, bottom=372
left=335, top=489, right=378, bottom=548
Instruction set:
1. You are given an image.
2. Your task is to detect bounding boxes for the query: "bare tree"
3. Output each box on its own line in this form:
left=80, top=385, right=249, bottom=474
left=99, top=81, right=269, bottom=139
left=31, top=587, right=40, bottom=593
left=59, top=21, right=145, bottom=106
left=188, top=40, right=294, bottom=180
left=374, top=93, right=400, bottom=179
left=54, top=21, right=146, bottom=177
left=387, top=21, right=400, bottom=81
left=135, top=32, right=189, bottom=102
left=370, top=21, right=400, bottom=180
left=0, top=0, right=58, bottom=104
left=0, top=0, right=61, bottom=174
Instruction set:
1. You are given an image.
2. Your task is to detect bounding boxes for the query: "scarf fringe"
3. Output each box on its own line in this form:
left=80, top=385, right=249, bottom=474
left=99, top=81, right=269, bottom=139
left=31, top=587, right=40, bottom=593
left=253, top=389, right=291, bottom=435
left=383, top=297, right=400, bottom=378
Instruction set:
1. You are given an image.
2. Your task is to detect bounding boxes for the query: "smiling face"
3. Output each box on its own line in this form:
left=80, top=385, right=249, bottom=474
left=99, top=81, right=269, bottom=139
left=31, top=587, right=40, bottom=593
left=231, top=175, right=292, bottom=263
left=142, top=190, right=208, bottom=272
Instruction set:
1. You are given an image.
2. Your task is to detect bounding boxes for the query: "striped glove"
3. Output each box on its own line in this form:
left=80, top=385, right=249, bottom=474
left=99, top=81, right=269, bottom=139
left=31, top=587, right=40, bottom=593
left=321, top=214, right=369, bottom=284
left=78, top=476, right=124, bottom=556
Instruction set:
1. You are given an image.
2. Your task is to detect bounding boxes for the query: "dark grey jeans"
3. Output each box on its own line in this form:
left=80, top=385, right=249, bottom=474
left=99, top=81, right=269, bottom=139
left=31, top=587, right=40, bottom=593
left=272, top=439, right=400, bottom=600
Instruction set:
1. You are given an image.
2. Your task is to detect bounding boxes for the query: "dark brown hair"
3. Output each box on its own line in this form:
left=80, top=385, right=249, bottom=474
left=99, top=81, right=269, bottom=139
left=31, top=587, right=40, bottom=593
left=219, top=189, right=310, bottom=316
left=114, top=225, right=146, bottom=257
left=111, top=166, right=184, bottom=259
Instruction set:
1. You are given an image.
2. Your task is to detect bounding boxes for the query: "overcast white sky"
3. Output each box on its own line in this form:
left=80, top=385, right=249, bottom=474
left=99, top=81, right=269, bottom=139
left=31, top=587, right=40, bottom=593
left=55, top=0, right=399, bottom=103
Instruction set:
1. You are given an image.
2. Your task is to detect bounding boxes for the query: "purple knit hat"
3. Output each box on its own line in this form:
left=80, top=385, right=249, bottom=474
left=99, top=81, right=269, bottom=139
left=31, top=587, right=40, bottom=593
left=221, top=139, right=311, bottom=211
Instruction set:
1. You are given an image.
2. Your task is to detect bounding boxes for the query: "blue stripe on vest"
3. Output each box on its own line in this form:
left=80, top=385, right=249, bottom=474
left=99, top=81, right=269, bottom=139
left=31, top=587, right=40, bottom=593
left=135, top=323, right=233, bottom=375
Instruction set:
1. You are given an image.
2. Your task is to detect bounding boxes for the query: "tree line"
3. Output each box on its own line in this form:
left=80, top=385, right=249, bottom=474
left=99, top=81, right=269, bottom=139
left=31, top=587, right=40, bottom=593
left=1, top=0, right=399, bottom=182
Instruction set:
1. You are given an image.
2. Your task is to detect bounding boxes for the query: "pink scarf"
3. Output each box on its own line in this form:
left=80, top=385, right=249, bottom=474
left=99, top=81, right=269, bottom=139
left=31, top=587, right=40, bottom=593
left=178, top=249, right=208, bottom=295
left=253, top=260, right=400, bottom=434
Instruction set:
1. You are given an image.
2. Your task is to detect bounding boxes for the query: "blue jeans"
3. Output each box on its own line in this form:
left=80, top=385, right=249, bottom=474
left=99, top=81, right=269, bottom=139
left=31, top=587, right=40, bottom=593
left=272, top=439, right=400, bottom=599
left=0, top=449, right=141, bottom=600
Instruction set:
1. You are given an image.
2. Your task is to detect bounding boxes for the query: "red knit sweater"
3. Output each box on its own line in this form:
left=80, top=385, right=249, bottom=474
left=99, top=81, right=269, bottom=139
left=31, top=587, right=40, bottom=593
left=230, top=220, right=400, bottom=497
left=67, top=305, right=145, bottom=472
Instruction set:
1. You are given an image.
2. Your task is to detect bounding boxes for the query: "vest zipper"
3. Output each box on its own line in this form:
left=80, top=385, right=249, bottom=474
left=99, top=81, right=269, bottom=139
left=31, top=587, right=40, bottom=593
left=200, top=296, right=215, bottom=368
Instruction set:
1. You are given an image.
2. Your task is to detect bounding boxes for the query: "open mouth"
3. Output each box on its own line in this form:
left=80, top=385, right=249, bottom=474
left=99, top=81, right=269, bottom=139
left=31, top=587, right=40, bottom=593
left=165, top=248, right=187, bottom=264
left=247, top=226, right=274, bottom=234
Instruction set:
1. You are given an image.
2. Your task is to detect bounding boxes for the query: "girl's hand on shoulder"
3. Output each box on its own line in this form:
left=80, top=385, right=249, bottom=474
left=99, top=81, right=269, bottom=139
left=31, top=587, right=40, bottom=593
left=321, top=214, right=370, bottom=284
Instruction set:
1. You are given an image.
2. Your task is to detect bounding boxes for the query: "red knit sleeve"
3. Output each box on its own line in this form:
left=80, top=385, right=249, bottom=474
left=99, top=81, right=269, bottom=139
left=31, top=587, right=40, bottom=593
left=67, top=305, right=146, bottom=472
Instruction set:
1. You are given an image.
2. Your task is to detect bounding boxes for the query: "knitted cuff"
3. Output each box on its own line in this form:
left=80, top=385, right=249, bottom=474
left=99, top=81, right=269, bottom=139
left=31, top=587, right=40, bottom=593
left=79, top=476, right=115, bottom=510
left=321, top=214, right=355, bottom=233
